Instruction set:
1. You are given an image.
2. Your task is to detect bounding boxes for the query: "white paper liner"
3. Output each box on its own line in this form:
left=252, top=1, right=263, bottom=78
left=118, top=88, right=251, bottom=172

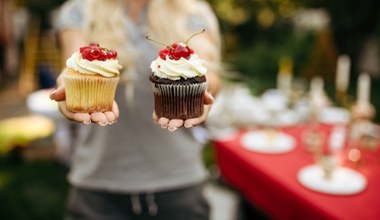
left=64, top=74, right=119, bottom=112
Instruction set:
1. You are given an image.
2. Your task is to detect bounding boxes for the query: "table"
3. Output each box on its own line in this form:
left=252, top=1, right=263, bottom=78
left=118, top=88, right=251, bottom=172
left=213, top=124, right=380, bottom=220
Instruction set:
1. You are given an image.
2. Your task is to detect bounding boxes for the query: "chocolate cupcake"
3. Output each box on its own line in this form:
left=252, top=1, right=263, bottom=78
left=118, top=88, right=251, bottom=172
left=148, top=37, right=208, bottom=119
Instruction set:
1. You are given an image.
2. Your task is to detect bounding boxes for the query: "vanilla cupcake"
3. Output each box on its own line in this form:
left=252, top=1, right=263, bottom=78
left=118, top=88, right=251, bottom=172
left=63, top=43, right=122, bottom=113
left=148, top=39, right=208, bottom=119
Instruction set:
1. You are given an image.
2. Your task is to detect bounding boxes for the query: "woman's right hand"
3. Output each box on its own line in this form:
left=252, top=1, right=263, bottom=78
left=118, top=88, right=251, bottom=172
left=49, top=85, right=119, bottom=126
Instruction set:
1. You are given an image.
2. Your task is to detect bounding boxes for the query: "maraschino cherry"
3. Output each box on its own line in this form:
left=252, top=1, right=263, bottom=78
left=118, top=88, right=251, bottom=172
left=79, top=42, right=118, bottom=61
left=146, top=29, right=205, bottom=60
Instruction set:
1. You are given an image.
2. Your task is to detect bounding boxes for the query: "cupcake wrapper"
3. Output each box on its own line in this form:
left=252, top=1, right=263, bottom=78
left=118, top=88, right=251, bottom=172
left=64, top=74, right=119, bottom=113
left=151, top=82, right=208, bottom=119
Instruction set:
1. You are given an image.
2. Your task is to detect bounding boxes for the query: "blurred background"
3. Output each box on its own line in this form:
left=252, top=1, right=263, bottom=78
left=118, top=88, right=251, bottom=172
left=0, top=0, right=379, bottom=219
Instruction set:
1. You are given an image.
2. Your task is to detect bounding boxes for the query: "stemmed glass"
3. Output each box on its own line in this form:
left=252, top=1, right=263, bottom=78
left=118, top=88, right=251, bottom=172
left=346, top=72, right=379, bottom=168
left=261, top=89, right=288, bottom=144
left=302, top=76, right=328, bottom=156
left=347, top=117, right=379, bottom=169
left=319, top=125, right=346, bottom=180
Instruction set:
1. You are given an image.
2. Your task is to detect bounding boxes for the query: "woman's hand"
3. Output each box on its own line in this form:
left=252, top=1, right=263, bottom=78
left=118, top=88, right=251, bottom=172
left=49, top=85, right=119, bottom=126
left=152, top=92, right=214, bottom=132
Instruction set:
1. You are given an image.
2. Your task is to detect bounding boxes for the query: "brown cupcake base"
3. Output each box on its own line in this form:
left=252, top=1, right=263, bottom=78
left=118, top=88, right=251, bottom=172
left=151, top=82, right=208, bottom=119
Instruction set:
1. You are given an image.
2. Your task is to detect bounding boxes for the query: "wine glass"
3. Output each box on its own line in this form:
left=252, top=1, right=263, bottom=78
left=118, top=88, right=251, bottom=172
left=261, top=89, right=288, bottom=143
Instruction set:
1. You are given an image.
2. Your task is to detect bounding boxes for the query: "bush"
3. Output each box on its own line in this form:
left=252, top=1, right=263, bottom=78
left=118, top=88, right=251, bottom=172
left=230, top=30, right=315, bottom=94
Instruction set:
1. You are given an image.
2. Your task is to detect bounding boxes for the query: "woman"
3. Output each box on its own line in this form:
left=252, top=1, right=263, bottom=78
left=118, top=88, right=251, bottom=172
left=51, top=0, right=222, bottom=219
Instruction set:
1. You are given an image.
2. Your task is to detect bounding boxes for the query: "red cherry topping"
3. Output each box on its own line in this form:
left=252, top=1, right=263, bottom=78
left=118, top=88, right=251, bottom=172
left=79, top=42, right=118, bottom=61
left=90, top=48, right=101, bottom=59
left=168, top=42, right=194, bottom=60
left=157, top=43, right=194, bottom=61
left=82, top=48, right=94, bottom=61
left=79, top=46, right=87, bottom=53
left=146, top=29, right=205, bottom=61
left=107, top=50, right=117, bottom=59
left=159, top=48, right=170, bottom=60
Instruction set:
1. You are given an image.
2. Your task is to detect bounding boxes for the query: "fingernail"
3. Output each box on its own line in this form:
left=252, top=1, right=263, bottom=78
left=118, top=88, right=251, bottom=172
left=108, top=120, right=117, bottom=125
left=168, top=127, right=177, bottom=132
left=161, top=124, right=168, bottom=129
left=98, top=121, right=108, bottom=126
left=83, top=120, right=91, bottom=125
left=185, top=123, right=193, bottom=128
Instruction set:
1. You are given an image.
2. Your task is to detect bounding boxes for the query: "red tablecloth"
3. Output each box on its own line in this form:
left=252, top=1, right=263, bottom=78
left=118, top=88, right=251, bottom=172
left=213, top=124, right=380, bottom=220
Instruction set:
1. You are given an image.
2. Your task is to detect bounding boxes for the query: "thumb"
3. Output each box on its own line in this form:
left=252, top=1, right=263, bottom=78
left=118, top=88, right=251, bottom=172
left=204, top=92, right=214, bottom=105
left=49, top=85, right=66, bottom=101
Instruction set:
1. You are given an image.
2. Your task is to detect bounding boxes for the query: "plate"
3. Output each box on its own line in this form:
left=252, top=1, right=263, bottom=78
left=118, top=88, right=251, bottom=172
left=297, top=165, right=367, bottom=195
left=319, top=107, right=350, bottom=125
left=26, top=89, right=60, bottom=118
left=240, top=130, right=296, bottom=154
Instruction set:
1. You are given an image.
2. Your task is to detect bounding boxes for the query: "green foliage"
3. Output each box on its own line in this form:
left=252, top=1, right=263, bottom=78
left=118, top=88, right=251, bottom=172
left=230, top=30, right=315, bottom=94
left=202, top=142, right=215, bottom=169
left=0, top=156, right=69, bottom=220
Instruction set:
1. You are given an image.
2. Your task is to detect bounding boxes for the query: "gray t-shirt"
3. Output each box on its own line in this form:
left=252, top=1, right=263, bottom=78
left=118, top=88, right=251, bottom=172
left=56, top=0, right=212, bottom=193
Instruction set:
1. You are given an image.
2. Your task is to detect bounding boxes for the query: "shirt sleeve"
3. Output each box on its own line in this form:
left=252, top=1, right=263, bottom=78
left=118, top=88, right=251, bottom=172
left=54, top=0, right=84, bottom=33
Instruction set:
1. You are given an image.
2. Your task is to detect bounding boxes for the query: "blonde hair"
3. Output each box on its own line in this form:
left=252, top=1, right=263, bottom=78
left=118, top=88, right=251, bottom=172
left=83, top=0, right=221, bottom=75
left=148, top=0, right=221, bottom=73
left=84, top=0, right=129, bottom=65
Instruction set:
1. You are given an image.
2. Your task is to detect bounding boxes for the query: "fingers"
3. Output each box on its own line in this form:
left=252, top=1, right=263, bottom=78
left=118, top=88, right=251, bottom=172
left=58, top=101, right=91, bottom=124
left=155, top=105, right=212, bottom=132
left=92, top=101, right=119, bottom=126
left=204, top=92, right=214, bottom=105
left=49, top=85, right=66, bottom=101
left=57, top=101, right=119, bottom=126
left=158, top=117, right=170, bottom=128
left=112, top=101, right=120, bottom=119
left=152, top=112, right=159, bottom=124
left=156, top=114, right=208, bottom=132
left=155, top=117, right=183, bottom=132
left=105, top=112, right=117, bottom=124
left=155, top=114, right=181, bottom=131
left=168, top=119, right=184, bottom=132
left=91, top=112, right=108, bottom=126
left=101, top=101, right=120, bottom=125
left=184, top=105, right=211, bottom=128
left=73, top=113, right=92, bottom=124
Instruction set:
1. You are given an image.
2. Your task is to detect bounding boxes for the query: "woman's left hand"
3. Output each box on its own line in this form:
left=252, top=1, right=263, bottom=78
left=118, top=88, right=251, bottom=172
left=152, top=92, right=214, bottom=132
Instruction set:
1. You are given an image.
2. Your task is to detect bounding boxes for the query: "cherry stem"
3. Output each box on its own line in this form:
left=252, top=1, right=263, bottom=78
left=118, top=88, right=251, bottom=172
left=145, top=35, right=170, bottom=48
left=185, top=29, right=206, bottom=44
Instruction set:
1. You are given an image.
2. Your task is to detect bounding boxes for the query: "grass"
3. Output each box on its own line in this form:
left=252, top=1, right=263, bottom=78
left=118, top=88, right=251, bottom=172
left=0, top=153, right=69, bottom=220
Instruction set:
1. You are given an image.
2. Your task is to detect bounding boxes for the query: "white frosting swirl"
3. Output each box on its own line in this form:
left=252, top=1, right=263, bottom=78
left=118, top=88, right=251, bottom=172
left=66, top=52, right=122, bottom=77
left=150, top=54, right=207, bottom=80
